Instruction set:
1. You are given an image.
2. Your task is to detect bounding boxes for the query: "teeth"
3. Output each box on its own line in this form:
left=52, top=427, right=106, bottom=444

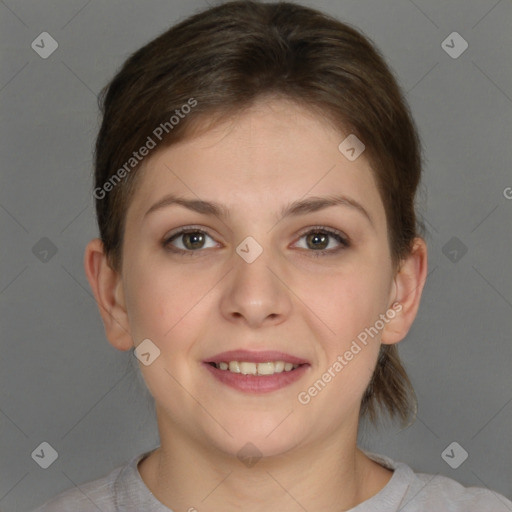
left=256, top=362, right=274, bottom=375
left=239, top=362, right=257, bottom=375
left=228, top=361, right=240, bottom=373
left=274, top=361, right=285, bottom=372
left=214, top=361, right=300, bottom=375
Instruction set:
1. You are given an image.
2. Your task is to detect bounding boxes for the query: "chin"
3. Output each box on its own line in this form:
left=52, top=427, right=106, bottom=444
left=201, top=415, right=310, bottom=461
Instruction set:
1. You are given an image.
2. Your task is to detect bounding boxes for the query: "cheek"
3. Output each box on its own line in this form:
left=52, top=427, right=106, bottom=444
left=304, top=262, right=391, bottom=345
left=298, top=269, right=385, bottom=415
left=310, top=258, right=392, bottom=401
left=123, top=262, right=211, bottom=400
left=124, top=256, right=222, bottom=354
left=123, top=260, right=191, bottom=342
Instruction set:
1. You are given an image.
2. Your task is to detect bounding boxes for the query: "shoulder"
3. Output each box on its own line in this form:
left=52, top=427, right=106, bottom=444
left=404, top=470, right=512, bottom=511
left=363, top=451, right=512, bottom=512
left=30, top=463, right=124, bottom=512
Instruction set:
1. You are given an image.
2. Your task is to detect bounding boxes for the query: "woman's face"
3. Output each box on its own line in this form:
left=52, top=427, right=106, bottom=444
left=118, top=98, right=398, bottom=457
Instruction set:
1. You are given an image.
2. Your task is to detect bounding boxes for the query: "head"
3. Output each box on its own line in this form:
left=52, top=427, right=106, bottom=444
left=85, top=1, right=427, bottom=457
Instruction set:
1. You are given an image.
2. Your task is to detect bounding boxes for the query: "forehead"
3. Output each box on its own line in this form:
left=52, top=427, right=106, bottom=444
left=126, top=98, right=385, bottom=226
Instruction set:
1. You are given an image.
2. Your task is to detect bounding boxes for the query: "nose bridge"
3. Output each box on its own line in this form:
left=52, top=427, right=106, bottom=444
left=221, top=236, right=291, bottom=326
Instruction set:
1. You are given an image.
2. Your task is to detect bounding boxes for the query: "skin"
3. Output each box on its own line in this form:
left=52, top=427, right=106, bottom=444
left=85, top=97, right=427, bottom=512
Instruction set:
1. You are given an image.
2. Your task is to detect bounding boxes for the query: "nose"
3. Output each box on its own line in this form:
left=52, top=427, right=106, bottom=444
left=219, top=245, right=292, bottom=329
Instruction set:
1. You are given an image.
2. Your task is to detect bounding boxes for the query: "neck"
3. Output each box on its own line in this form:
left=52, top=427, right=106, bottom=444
left=138, top=413, right=393, bottom=511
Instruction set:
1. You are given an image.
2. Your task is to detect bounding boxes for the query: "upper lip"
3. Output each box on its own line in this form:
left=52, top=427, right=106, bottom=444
left=205, top=350, right=309, bottom=365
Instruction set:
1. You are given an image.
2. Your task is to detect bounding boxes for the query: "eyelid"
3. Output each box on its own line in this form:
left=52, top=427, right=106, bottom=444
left=164, top=224, right=210, bottom=239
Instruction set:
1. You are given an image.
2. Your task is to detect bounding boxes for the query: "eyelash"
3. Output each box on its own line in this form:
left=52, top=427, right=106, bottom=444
left=162, top=225, right=350, bottom=257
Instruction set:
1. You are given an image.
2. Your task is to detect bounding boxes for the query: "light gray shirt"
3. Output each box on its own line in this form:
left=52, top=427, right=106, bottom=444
left=31, top=450, right=512, bottom=511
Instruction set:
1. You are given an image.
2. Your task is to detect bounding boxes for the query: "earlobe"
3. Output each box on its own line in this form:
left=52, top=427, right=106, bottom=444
left=381, top=237, right=428, bottom=345
left=83, top=238, right=133, bottom=351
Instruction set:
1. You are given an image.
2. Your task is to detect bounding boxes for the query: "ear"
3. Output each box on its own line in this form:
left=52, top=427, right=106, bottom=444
left=381, top=237, right=428, bottom=345
left=83, top=238, right=133, bottom=351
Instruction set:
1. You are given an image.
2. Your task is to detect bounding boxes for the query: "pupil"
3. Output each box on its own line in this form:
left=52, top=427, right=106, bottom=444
left=184, top=232, right=204, bottom=250
left=307, top=232, right=328, bottom=250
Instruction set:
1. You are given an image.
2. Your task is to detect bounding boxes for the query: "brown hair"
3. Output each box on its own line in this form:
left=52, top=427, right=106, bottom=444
left=94, top=0, right=421, bottom=427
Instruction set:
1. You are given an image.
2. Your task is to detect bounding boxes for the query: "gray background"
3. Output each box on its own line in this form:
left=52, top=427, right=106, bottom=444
left=1, top=0, right=511, bottom=510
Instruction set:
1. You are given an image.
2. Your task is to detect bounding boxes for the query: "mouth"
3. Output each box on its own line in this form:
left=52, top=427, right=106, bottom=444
left=208, top=360, right=301, bottom=375
left=203, top=350, right=310, bottom=393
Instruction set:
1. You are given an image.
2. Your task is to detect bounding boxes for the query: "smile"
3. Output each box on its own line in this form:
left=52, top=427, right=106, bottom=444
left=212, top=361, right=300, bottom=375
left=204, top=350, right=310, bottom=393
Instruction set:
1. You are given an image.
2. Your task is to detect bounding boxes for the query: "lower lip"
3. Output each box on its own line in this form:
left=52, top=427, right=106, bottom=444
left=203, top=363, right=310, bottom=393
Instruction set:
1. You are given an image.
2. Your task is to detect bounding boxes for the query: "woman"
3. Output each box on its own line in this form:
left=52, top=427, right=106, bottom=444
left=33, top=1, right=511, bottom=510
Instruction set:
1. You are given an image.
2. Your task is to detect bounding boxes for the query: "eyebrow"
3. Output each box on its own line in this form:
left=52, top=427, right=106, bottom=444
left=144, top=193, right=373, bottom=226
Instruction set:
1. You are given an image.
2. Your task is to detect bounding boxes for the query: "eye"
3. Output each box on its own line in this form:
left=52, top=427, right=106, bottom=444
left=163, top=227, right=218, bottom=254
left=294, top=227, right=349, bottom=256
left=162, top=225, right=349, bottom=257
